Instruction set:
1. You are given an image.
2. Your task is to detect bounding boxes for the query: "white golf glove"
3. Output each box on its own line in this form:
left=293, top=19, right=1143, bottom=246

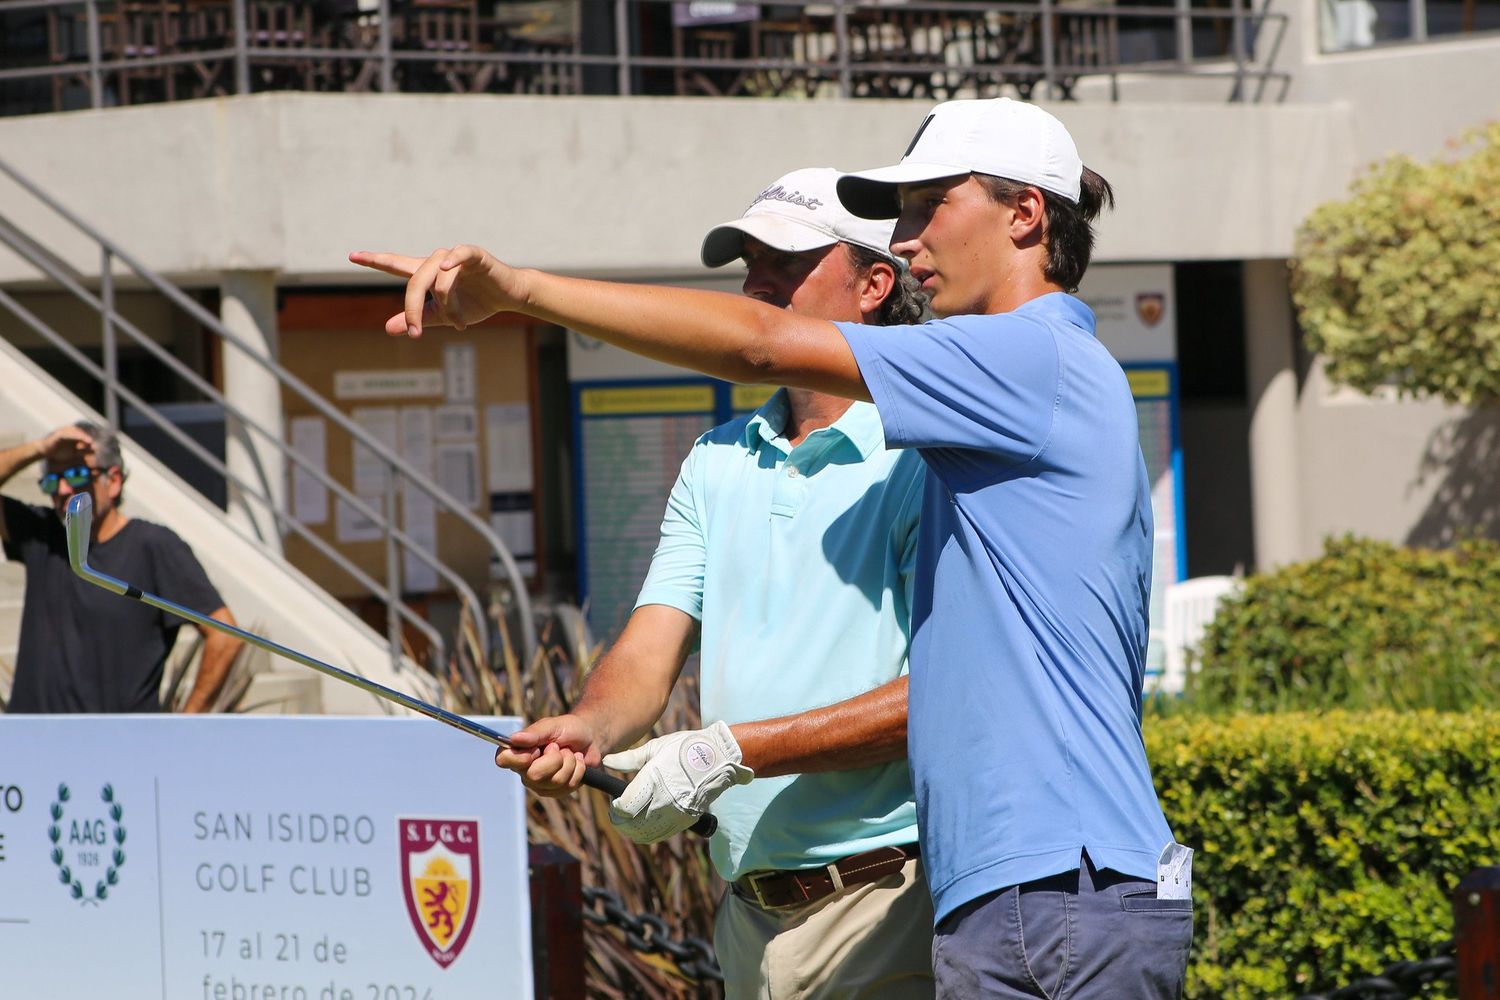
left=602, top=721, right=754, bottom=844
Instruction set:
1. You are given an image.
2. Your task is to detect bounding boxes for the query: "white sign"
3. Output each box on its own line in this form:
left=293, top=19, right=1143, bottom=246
left=442, top=345, right=476, bottom=404
left=335, top=371, right=445, bottom=401
left=289, top=417, right=329, bottom=527
left=1074, top=264, right=1177, bottom=362
left=0, top=716, right=532, bottom=1000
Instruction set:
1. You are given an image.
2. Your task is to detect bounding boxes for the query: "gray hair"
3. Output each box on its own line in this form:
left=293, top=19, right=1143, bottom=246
left=843, top=244, right=930, bottom=326
left=73, top=420, right=126, bottom=477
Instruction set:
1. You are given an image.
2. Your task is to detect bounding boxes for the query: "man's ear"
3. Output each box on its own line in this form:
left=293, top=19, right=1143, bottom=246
left=104, top=467, right=125, bottom=503
left=858, top=260, right=897, bottom=318
left=1008, top=186, right=1047, bottom=247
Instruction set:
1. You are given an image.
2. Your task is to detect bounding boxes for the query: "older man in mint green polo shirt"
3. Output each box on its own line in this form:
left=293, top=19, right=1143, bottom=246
left=492, top=168, right=934, bottom=997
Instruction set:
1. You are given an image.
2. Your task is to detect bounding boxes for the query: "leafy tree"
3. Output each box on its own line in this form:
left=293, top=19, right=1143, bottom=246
left=1291, top=120, right=1500, bottom=404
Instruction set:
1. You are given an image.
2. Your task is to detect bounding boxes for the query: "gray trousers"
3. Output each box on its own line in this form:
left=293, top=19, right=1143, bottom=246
left=931, top=852, right=1193, bottom=999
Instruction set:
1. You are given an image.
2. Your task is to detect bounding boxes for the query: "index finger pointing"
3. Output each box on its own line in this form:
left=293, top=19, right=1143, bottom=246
left=348, top=250, right=424, bottom=279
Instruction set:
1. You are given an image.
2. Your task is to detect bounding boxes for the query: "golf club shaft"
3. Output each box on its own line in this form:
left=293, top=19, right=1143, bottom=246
left=64, top=495, right=716, bottom=837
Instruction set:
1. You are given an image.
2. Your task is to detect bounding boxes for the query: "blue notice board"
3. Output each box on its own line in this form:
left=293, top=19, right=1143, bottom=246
left=1124, top=363, right=1187, bottom=690
left=571, top=380, right=776, bottom=639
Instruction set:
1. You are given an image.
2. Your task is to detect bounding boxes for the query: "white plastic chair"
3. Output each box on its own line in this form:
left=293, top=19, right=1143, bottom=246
left=1158, top=575, right=1240, bottom=696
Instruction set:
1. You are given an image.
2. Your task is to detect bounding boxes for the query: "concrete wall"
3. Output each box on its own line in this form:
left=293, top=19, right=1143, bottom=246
left=1070, top=0, right=1499, bottom=173
left=0, top=93, right=1358, bottom=284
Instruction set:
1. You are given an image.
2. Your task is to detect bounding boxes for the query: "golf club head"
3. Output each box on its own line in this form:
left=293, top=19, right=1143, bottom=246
left=64, top=493, right=131, bottom=597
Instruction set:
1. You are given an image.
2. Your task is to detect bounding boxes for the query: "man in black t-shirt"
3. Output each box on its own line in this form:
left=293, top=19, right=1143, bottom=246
left=0, top=421, right=242, bottom=713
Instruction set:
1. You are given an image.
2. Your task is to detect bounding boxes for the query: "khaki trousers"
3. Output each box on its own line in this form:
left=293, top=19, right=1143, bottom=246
left=714, top=857, right=936, bottom=1000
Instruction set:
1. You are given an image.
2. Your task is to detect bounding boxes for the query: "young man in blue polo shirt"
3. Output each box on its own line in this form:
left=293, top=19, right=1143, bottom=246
left=493, top=169, right=936, bottom=998
left=353, top=97, right=1192, bottom=998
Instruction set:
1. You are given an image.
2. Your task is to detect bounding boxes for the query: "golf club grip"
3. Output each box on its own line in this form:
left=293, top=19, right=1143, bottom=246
left=579, top=766, right=718, bottom=838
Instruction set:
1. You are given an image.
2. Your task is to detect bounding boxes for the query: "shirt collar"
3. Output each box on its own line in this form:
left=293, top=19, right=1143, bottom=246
left=743, top=389, right=886, bottom=460
left=1015, top=291, right=1098, bottom=336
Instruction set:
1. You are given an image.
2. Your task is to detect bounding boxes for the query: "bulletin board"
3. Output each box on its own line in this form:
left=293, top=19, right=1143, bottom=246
left=1125, top=363, right=1186, bottom=691
left=276, top=293, right=542, bottom=602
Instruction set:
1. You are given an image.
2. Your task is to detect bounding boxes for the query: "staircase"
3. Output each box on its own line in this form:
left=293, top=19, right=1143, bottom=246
left=0, top=152, right=537, bottom=715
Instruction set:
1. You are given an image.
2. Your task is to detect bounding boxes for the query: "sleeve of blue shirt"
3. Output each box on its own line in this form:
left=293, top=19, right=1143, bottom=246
left=634, top=442, right=707, bottom=620
left=895, top=460, right=923, bottom=635
left=837, top=315, right=1060, bottom=466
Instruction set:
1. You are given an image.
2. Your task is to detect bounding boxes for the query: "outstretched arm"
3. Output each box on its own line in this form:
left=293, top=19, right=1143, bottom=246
left=349, top=246, right=872, bottom=402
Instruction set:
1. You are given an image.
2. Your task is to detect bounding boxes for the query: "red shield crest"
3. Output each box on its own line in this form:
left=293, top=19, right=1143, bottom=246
left=1136, top=292, right=1166, bottom=327
left=399, top=818, right=481, bottom=967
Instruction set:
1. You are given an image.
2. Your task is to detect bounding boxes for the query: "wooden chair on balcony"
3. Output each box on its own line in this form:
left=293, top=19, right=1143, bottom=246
left=400, top=0, right=499, bottom=93
left=491, top=0, right=581, bottom=95
left=1051, top=0, right=1121, bottom=98
left=96, top=0, right=180, bottom=105
left=671, top=2, right=758, bottom=97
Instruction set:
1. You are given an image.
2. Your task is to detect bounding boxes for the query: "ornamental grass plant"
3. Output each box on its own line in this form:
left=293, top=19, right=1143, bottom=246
left=442, top=606, right=723, bottom=1000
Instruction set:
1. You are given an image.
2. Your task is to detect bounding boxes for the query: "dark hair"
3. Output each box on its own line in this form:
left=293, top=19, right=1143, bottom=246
left=975, top=167, right=1115, bottom=292
left=843, top=244, right=929, bottom=325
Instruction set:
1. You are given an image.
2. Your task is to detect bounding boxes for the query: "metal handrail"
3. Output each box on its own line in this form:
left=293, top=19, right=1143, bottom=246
left=0, top=153, right=539, bottom=672
left=0, top=281, right=449, bottom=674
left=0, top=0, right=1290, bottom=105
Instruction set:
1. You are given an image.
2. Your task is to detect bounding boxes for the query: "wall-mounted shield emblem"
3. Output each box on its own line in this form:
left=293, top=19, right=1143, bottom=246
left=1136, top=292, right=1166, bottom=327
left=399, top=818, right=481, bottom=968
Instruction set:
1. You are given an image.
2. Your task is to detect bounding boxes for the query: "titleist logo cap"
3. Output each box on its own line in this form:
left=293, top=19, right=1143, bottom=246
left=837, top=98, right=1084, bottom=220
left=701, top=167, right=899, bottom=268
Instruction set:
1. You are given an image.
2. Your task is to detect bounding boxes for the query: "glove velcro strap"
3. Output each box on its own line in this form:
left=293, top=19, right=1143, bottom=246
left=734, top=844, right=919, bottom=910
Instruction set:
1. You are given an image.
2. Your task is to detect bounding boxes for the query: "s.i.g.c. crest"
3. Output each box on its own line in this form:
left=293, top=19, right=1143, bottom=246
left=399, top=818, right=481, bottom=967
left=1136, top=292, right=1166, bottom=327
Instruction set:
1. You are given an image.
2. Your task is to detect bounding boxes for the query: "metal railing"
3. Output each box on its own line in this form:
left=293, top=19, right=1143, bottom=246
left=0, top=0, right=1291, bottom=110
left=0, top=153, right=538, bottom=680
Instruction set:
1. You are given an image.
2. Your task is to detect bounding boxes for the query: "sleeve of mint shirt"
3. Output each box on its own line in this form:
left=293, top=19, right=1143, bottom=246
left=838, top=315, right=1059, bottom=463
left=634, top=443, right=707, bottom=620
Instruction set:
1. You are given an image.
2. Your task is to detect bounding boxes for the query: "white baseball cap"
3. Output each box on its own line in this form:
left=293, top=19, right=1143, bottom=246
left=701, top=167, right=899, bottom=268
left=837, top=98, right=1084, bottom=220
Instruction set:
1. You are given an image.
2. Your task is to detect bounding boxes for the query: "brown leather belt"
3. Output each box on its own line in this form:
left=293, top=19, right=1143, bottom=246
left=733, top=844, right=920, bottom=910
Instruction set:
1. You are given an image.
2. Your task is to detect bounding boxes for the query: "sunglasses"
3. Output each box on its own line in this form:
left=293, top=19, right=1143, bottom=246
left=38, top=466, right=102, bottom=496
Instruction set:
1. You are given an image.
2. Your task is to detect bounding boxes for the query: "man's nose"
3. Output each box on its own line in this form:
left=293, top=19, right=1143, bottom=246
left=742, top=273, right=776, bottom=303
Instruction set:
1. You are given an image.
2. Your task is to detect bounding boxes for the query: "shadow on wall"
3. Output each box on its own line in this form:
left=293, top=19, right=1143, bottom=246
left=1406, top=407, right=1500, bottom=547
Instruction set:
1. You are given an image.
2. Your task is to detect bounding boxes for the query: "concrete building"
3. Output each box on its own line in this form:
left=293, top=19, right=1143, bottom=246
left=1, top=0, right=1495, bottom=680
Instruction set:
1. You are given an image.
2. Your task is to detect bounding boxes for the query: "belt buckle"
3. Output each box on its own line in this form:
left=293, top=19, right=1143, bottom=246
left=741, top=870, right=778, bottom=908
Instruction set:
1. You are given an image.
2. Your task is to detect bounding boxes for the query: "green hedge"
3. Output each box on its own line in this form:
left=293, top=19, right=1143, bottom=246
left=1189, top=537, right=1500, bottom=712
left=1146, top=711, right=1500, bottom=999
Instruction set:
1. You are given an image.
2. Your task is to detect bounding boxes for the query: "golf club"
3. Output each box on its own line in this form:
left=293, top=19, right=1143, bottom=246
left=64, top=493, right=716, bottom=838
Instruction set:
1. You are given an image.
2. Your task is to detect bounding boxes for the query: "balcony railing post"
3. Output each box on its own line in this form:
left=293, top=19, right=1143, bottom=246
left=1410, top=0, right=1429, bottom=41
left=1175, top=0, right=1194, bottom=67
left=100, top=248, right=118, bottom=429
left=84, top=0, right=103, bottom=108
left=385, top=466, right=402, bottom=675
left=232, top=0, right=250, bottom=94
left=615, top=0, right=631, bottom=96
left=1040, top=0, right=1057, bottom=100
left=834, top=0, right=852, bottom=99
left=1230, top=0, right=1248, bottom=102
left=378, top=0, right=395, bottom=92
